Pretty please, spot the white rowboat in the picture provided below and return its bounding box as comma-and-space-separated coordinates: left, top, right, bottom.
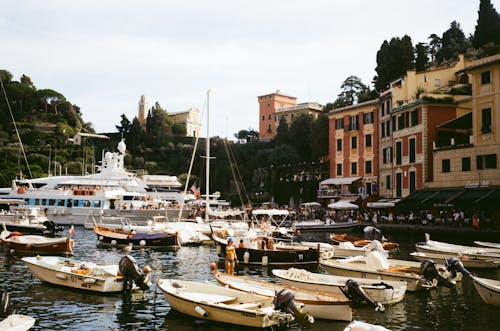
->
157, 278, 295, 328
410, 252, 500, 269
0, 314, 36, 331
474, 241, 500, 249
472, 276, 500, 307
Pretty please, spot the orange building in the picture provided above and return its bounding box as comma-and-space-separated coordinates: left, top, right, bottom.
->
258, 91, 297, 140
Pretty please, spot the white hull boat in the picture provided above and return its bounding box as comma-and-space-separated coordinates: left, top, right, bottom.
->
157, 278, 295, 328
472, 276, 500, 307
474, 241, 500, 249
272, 268, 406, 305
22, 256, 133, 292
416, 234, 500, 260
344, 320, 391, 331
215, 272, 352, 321
410, 252, 500, 269
320, 252, 462, 291
0, 314, 36, 331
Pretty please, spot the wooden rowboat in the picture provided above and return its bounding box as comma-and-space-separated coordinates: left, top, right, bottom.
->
0, 230, 73, 256
272, 268, 406, 305
472, 276, 500, 307
22, 256, 144, 293
157, 278, 295, 328
215, 272, 352, 321
330, 233, 399, 251
93, 225, 179, 248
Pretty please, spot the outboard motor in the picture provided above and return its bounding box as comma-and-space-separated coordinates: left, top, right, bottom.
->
420, 259, 450, 286
118, 255, 151, 291
273, 288, 314, 325
446, 257, 472, 280
43, 221, 64, 237
341, 279, 385, 312
363, 226, 383, 241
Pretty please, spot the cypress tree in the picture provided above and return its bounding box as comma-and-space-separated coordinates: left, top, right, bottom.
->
473, 0, 500, 48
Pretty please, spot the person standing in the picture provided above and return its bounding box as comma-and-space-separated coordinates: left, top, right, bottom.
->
472, 213, 480, 230
225, 238, 237, 275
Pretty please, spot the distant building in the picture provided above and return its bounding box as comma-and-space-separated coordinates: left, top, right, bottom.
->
138, 95, 147, 129
169, 107, 201, 137
71, 132, 110, 145
258, 90, 297, 140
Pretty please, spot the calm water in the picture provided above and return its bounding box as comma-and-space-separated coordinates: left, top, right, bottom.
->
1, 228, 499, 331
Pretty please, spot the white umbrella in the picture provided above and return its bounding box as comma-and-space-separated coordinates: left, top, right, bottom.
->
327, 200, 359, 210
301, 202, 321, 207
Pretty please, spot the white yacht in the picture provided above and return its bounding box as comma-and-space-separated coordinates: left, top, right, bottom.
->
0, 140, 195, 225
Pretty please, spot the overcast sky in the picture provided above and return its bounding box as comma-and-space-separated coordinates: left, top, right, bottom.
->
1, 0, 487, 138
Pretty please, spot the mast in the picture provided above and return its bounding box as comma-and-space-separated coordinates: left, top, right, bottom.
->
205, 89, 210, 223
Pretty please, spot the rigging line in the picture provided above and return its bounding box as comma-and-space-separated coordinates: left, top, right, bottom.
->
0, 77, 33, 179
226, 139, 251, 206
177, 134, 200, 221
223, 139, 245, 208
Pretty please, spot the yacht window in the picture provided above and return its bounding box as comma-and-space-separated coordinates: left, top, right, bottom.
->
84, 200, 91, 207
34, 199, 40, 205
93, 200, 101, 208
49, 199, 56, 206
67, 199, 73, 207
57, 199, 65, 207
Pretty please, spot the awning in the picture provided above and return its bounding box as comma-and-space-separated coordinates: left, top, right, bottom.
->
452, 189, 493, 207
320, 177, 362, 186
421, 190, 462, 207
367, 199, 400, 208
437, 112, 472, 130
475, 189, 500, 209
328, 200, 359, 209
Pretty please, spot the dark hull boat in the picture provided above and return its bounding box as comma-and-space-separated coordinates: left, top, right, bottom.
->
94, 225, 179, 248
212, 232, 319, 266
293, 220, 360, 232
0, 230, 74, 256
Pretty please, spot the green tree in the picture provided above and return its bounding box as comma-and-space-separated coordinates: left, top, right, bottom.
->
275, 116, 289, 145
146, 102, 170, 144
288, 114, 312, 161
435, 21, 468, 63
171, 123, 187, 136
116, 114, 132, 135
428, 33, 441, 63
35, 89, 66, 114
333, 76, 375, 107
269, 144, 300, 166
20, 74, 35, 89
310, 114, 329, 161
473, 0, 500, 52
0, 70, 13, 83
415, 42, 430, 71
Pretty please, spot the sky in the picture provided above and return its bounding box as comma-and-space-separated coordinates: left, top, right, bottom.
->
1, 0, 489, 138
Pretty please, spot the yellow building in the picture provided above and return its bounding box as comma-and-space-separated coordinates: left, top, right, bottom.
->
275, 102, 324, 127
169, 107, 202, 137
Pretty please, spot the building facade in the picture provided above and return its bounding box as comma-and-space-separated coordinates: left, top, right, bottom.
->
258, 91, 297, 140
169, 107, 202, 137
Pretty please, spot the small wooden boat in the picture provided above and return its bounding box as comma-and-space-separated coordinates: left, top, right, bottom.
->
330, 233, 399, 251
22, 256, 148, 293
0, 207, 64, 236
410, 252, 500, 269
157, 278, 295, 328
93, 225, 179, 248
415, 234, 500, 260
293, 220, 360, 232
320, 252, 462, 291
212, 232, 319, 266
272, 268, 407, 305
474, 241, 500, 249
0, 230, 74, 256
472, 276, 500, 307
0, 314, 36, 331
215, 272, 352, 321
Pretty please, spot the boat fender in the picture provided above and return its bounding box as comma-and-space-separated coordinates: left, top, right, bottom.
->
342, 279, 385, 312
446, 258, 472, 280
55, 273, 67, 280
139, 240, 146, 246
194, 305, 208, 317
420, 259, 449, 286
111, 240, 117, 246
273, 288, 314, 325
99, 236, 104, 241
243, 251, 250, 264
261, 255, 268, 266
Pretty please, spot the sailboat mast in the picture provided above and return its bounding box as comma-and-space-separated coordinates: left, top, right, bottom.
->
205, 89, 210, 223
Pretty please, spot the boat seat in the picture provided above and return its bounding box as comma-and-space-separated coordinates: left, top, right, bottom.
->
181, 292, 236, 304
235, 302, 263, 309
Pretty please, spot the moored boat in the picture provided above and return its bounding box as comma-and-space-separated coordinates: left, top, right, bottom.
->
410, 252, 500, 269
474, 241, 500, 249
472, 276, 500, 307
215, 272, 353, 321
330, 233, 399, 251
22, 255, 150, 292
320, 252, 462, 291
157, 278, 296, 328
0, 230, 74, 256
272, 268, 407, 305
212, 232, 319, 266
415, 234, 500, 260
93, 224, 179, 248
0, 314, 36, 331
293, 220, 361, 232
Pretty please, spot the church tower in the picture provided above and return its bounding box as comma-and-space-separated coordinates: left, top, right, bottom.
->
138, 95, 147, 128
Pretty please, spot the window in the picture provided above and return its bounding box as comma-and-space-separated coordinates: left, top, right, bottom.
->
386, 100, 391, 112
336, 139, 342, 151
365, 160, 372, 174
392, 117, 396, 131
262, 115, 265, 121
395, 141, 402, 165
349, 115, 359, 131
381, 103, 385, 116
396, 173, 402, 197
336, 163, 342, 176
386, 175, 391, 189
405, 112, 410, 128
462, 157, 471, 171
381, 122, 385, 138
442, 159, 451, 173
397, 115, 404, 130
386, 121, 391, 136
365, 134, 372, 147
481, 108, 492, 133
351, 162, 357, 175
477, 154, 497, 169
351, 136, 357, 149
409, 171, 416, 193
411, 109, 419, 126
363, 112, 373, 124
434, 79, 441, 87
335, 118, 344, 130
268, 114, 271, 120
409, 138, 416, 163
481, 71, 491, 85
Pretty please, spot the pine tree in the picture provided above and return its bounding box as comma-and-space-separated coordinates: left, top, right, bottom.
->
473, 0, 500, 48
415, 43, 430, 71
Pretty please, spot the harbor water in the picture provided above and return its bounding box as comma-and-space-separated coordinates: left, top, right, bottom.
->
1, 228, 499, 330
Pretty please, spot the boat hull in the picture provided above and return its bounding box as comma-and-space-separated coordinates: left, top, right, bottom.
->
94, 226, 179, 248
410, 252, 500, 269
22, 257, 124, 292
415, 243, 500, 260
272, 269, 406, 305
472, 276, 500, 307
0, 314, 36, 331
1, 234, 73, 256
294, 221, 360, 232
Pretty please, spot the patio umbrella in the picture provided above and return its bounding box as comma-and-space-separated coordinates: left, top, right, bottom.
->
301, 202, 321, 207
327, 200, 359, 210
